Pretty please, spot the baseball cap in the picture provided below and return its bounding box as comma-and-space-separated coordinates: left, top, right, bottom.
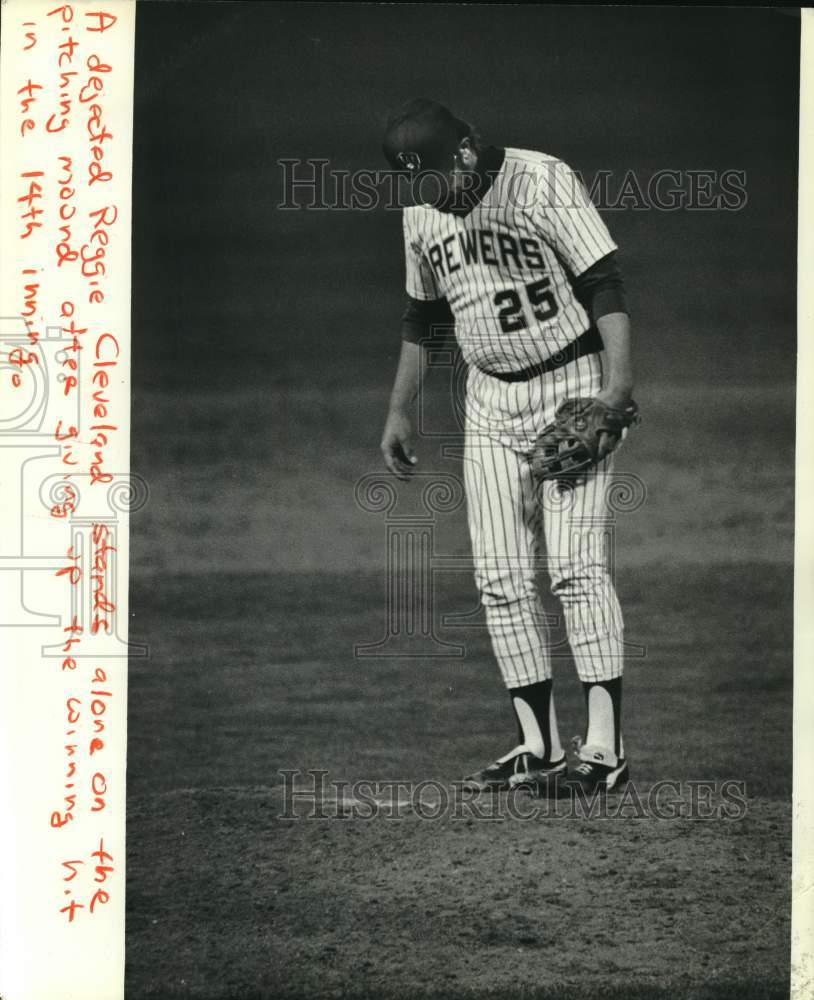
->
382, 98, 471, 174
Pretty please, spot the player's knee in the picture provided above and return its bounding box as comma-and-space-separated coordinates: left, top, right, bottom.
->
477, 573, 537, 608
549, 565, 609, 602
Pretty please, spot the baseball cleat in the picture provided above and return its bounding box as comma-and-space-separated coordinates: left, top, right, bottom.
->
462, 750, 568, 795
567, 743, 629, 793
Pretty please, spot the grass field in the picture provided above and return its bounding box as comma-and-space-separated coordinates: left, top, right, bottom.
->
125, 382, 793, 999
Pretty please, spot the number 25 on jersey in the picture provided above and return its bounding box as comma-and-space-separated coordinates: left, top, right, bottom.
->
493, 277, 559, 333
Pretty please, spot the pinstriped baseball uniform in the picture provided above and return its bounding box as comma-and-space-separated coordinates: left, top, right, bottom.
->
404, 153, 614, 360
403, 149, 625, 687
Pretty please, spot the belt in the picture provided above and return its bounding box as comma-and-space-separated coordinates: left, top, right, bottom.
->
477, 327, 603, 383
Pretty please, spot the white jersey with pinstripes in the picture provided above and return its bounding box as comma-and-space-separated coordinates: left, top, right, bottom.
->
400, 149, 626, 690
403, 148, 616, 375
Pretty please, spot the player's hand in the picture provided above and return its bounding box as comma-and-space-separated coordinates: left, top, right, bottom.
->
593, 387, 633, 460
381, 410, 417, 480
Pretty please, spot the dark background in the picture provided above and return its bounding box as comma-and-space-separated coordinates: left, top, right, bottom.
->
127, 6, 798, 999
132, 3, 799, 392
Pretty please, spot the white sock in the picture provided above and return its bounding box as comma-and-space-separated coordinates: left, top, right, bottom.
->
511, 693, 564, 761
584, 685, 621, 761
548, 696, 564, 761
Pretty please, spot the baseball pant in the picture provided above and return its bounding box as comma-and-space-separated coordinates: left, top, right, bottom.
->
463, 352, 625, 688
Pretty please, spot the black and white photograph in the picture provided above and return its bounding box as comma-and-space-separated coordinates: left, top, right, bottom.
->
70, 3, 809, 997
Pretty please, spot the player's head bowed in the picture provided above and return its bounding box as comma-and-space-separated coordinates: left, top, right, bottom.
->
382, 98, 481, 206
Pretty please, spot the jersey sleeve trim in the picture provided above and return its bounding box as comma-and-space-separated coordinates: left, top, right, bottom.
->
570, 251, 628, 320
401, 296, 455, 345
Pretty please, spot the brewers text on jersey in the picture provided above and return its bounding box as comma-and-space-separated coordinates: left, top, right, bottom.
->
379, 99, 637, 796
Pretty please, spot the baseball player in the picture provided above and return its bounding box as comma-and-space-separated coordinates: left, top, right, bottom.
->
379, 99, 638, 794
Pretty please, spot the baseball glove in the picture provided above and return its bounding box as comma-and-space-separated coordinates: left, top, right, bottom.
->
531, 397, 640, 483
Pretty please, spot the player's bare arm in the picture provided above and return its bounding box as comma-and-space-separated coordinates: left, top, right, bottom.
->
381, 287, 454, 479
594, 311, 634, 458
595, 311, 633, 402
380, 339, 425, 479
